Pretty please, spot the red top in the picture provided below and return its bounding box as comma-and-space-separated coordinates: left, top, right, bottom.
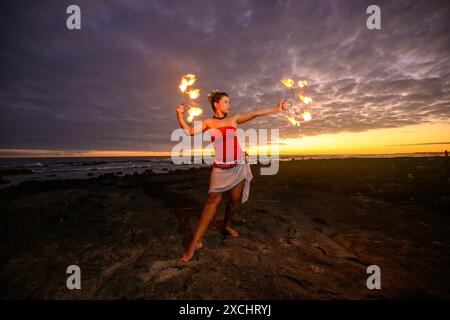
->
209, 126, 244, 168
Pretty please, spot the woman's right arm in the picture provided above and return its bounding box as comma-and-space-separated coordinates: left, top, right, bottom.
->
176, 104, 208, 135
232, 99, 287, 125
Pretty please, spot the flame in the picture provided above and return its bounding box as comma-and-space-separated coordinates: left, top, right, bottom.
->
281, 79, 294, 88
179, 74, 197, 93
302, 111, 312, 121
178, 74, 203, 123
279, 77, 314, 124
187, 107, 203, 123
298, 80, 308, 88
187, 89, 200, 100
299, 94, 313, 104
286, 115, 300, 126
182, 74, 197, 86
179, 82, 188, 93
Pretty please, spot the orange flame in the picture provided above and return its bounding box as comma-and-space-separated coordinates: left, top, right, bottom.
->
179, 74, 203, 122
179, 82, 188, 93
187, 107, 203, 123
179, 74, 197, 93
286, 115, 300, 126
281, 79, 294, 88
302, 111, 312, 121
299, 94, 313, 104
187, 89, 200, 100
182, 74, 196, 86
298, 80, 308, 88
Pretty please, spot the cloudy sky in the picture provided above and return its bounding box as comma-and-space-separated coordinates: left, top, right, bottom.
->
1, 0, 449, 156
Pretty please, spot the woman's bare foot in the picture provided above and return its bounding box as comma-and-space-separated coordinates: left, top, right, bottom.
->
181, 240, 203, 262
223, 226, 238, 238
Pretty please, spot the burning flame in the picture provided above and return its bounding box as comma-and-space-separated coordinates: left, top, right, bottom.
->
187, 107, 203, 123
286, 115, 300, 126
179, 82, 188, 93
187, 89, 200, 100
178, 74, 204, 122
179, 74, 197, 93
279, 77, 314, 126
182, 74, 196, 86
302, 111, 312, 121
298, 80, 308, 88
299, 94, 313, 104
281, 79, 294, 88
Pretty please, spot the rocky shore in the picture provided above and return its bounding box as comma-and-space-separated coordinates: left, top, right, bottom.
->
1, 157, 449, 299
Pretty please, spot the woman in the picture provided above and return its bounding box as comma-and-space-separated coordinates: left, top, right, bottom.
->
176, 90, 286, 262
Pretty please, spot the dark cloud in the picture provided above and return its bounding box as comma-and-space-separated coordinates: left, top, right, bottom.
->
0, 0, 449, 154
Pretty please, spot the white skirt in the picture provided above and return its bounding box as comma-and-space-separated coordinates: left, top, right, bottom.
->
208, 158, 253, 203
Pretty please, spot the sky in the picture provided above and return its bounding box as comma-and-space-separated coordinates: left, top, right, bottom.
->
0, 0, 449, 157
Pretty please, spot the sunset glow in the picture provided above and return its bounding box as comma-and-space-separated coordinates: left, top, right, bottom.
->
3, 121, 448, 158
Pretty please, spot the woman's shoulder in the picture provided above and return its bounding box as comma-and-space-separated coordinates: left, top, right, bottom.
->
203, 118, 216, 129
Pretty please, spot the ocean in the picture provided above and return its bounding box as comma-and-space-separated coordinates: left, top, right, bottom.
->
0, 153, 444, 187
0, 156, 208, 186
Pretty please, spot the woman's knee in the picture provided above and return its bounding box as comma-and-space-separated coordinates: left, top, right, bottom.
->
206, 192, 222, 205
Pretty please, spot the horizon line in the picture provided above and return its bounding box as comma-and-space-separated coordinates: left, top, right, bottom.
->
0, 151, 446, 159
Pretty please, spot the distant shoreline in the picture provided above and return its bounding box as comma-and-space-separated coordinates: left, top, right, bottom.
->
0, 151, 446, 159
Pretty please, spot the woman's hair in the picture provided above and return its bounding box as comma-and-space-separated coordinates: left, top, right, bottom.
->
208, 90, 228, 112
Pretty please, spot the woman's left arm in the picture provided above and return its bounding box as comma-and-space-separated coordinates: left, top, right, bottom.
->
232, 99, 287, 124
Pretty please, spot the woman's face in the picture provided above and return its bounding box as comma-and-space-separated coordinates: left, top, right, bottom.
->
215, 96, 231, 114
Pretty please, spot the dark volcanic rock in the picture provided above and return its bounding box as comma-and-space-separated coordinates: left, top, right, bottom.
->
0, 157, 449, 299
0, 168, 33, 176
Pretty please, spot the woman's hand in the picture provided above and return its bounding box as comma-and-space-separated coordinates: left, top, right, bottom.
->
176, 103, 185, 116
275, 99, 288, 112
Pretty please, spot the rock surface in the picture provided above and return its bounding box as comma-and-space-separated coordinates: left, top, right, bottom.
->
1, 158, 449, 299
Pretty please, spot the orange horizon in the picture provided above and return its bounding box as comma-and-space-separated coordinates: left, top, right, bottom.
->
1, 121, 449, 158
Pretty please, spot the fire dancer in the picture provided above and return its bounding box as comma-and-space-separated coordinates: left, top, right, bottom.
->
176, 90, 287, 262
